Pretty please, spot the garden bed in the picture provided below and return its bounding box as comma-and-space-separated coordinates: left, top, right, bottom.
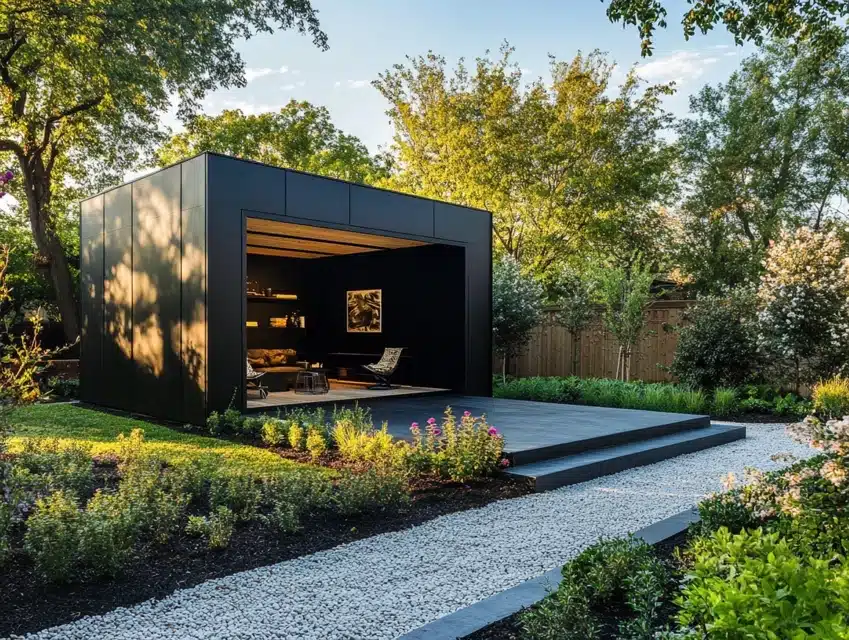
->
461, 530, 689, 640
0, 464, 529, 637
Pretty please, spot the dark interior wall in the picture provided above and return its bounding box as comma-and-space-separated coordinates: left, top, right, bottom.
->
245, 255, 307, 352
307, 244, 465, 388
79, 156, 207, 423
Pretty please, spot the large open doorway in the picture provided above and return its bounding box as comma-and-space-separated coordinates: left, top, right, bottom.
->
244, 216, 465, 409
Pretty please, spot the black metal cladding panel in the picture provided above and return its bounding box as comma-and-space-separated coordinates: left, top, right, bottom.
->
131, 166, 183, 417
181, 204, 206, 425
79, 218, 103, 405
210, 155, 285, 216
80, 194, 103, 241
104, 184, 132, 233
102, 223, 133, 409
181, 155, 205, 211
349, 184, 434, 237
285, 170, 349, 225
434, 201, 491, 243
465, 241, 493, 396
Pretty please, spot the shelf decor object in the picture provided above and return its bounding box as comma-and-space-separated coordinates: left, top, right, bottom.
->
246, 321, 259, 328
270, 317, 288, 328
346, 289, 382, 333
273, 293, 297, 300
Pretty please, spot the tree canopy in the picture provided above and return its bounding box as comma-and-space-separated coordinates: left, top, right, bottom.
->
156, 101, 388, 184
373, 45, 676, 281
604, 0, 849, 56
0, 0, 326, 341
674, 40, 849, 293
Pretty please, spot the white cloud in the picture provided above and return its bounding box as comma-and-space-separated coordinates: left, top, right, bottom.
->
292, 69, 302, 76
279, 65, 289, 74
245, 67, 274, 83
347, 80, 368, 89
281, 84, 296, 91
296, 80, 306, 87
218, 99, 288, 115
636, 50, 720, 84
520, 67, 531, 75
334, 81, 342, 88
725, 50, 740, 57
713, 44, 731, 50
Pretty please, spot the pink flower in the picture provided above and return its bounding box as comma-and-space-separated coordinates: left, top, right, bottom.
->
500, 459, 510, 468
463, 411, 472, 417
488, 427, 498, 436
427, 417, 436, 425
411, 422, 419, 428
432, 428, 442, 436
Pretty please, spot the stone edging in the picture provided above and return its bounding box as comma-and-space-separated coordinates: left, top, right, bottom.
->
397, 508, 700, 640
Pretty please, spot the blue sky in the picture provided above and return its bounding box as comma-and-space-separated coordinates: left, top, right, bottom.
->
179, 0, 755, 153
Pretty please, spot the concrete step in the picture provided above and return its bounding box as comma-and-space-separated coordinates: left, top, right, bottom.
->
508, 413, 709, 467
504, 424, 746, 492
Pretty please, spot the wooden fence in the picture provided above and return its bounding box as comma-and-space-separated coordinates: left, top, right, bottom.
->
502, 300, 694, 382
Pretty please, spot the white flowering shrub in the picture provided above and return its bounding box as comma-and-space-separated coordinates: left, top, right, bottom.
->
492, 256, 542, 380
757, 228, 849, 389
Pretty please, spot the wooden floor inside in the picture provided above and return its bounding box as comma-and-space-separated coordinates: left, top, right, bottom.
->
246, 381, 448, 409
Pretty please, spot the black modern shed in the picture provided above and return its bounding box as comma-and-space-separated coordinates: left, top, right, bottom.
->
79, 152, 492, 424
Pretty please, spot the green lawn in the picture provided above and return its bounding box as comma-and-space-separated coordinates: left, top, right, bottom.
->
7, 404, 319, 476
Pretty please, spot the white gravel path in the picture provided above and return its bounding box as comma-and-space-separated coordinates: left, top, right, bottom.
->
15, 422, 813, 640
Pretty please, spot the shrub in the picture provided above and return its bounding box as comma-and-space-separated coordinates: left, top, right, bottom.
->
239, 415, 265, 438
435, 408, 505, 482
186, 506, 237, 549
261, 418, 288, 447
813, 376, 849, 419
494, 376, 579, 403
333, 419, 406, 469
305, 428, 327, 461
17, 439, 94, 498
23, 490, 81, 581
334, 468, 409, 516
206, 411, 223, 435
288, 423, 305, 450
670, 292, 760, 390
773, 392, 812, 418
117, 454, 190, 544
711, 387, 738, 417
492, 255, 543, 381
47, 376, 79, 399
521, 536, 670, 640
260, 469, 333, 526
79, 491, 137, 577
208, 473, 261, 522
739, 396, 773, 414
677, 528, 849, 639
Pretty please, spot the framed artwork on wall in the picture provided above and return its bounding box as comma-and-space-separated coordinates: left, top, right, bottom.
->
346, 289, 382, 333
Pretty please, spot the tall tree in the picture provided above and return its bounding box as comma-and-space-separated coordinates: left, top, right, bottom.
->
0, 0, 326, 342
373, 45, 676, 281
156, 102, 389, 184
675, 41, 849, 292
604, 0, 849, 56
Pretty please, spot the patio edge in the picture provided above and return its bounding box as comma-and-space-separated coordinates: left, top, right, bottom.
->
396, 508, 700, 640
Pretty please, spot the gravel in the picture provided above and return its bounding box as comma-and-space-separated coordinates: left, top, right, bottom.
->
14, 422, 813, 640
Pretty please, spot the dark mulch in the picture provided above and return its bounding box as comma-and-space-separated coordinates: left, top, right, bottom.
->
462, 530, 690, 640
0, 474, 531, 638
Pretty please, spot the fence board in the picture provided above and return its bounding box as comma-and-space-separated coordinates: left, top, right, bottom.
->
500, 300, 694, 382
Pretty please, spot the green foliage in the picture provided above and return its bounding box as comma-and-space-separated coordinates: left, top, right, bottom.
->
333, 420, 404, 468
492, 256, 543, 378
23, 490, 82, 581
605, 0, 848, 56
208, 473, 261, 522
551, 267, 597, 375
46, 377, 80, 399
157, 102, 389, 184
239, 416, 265, 438
711, 388, 738, 418
186, 506, 237, 550
813, 377, 849, 419
677, 528, 849, 639
374, 46, 675, 280
435, 408, 506, 482
16, 439, 94, 498
594, 258, 656, 381
261, 418, 289, 447
206, 411, 223, 436
288, 423, 305, 451
674, 43, 849, 294
493, 376, 581, 404
671, 293, 760, 389
334, 468, 409, 517
521, 536, 670, 640
305, 428, 328, 461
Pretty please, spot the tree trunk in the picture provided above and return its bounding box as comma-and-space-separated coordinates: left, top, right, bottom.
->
571, 331, 580, 377
19, 154, 80, 343
502, 355, 507, 384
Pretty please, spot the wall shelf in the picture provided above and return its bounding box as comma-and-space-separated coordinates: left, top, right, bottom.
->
247, 295, 298, 302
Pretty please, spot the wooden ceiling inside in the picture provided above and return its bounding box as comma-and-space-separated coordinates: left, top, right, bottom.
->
246, 218, 429, 259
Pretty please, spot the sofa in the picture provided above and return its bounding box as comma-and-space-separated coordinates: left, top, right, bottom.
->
247, 348, 302, 391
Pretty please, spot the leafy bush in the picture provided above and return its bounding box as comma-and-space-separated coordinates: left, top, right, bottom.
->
305, 428, 327, 461
670, 292, 759, 390
239, 415, 265, 438
813, 376, 849, 419
46, 376, 79, 399
186, 506, 237, 549
773, 392, 812, 418
334, 468, 409, 516
521, 536, 670, 640
494, 376, 579, 403
261, 418, 288, 447
206, 411, 223, 436
23, 490, 82, 581
208, 473, 261, 522
434, 408, 505, 482
333, 419, 404, 468
16, 438, 94, 498
79, 491, 137, 577
117, 454, 190, 544
711, 387, 738, 417
677, 528, 849, 639
288, 423, 305, 450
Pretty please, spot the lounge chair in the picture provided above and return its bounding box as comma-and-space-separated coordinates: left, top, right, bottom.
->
363, 347, 404, 390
